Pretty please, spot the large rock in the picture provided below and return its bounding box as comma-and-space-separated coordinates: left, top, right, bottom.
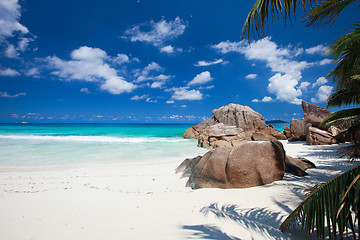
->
198, 123, 247, 148
285, 155, 316, 176
183, 103, 276, 148
302, 101, 331, 128
306, 127, 338, 145
290, 119, 306, 139
177, 141, 286, 189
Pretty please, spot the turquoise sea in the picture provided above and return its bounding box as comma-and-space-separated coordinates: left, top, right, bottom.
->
0, 123, 288, 168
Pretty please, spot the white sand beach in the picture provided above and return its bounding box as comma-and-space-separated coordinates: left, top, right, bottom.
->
0, 141, 358, 240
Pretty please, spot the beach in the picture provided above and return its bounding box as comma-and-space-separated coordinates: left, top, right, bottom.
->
0, 139, 358, 240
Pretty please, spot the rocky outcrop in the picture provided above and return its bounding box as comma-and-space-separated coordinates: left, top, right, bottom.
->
176, 140, 316, 189
302, 101, 331, 129
290, 119, 306, 139
198, 123, 247, 148
183, 103, 283, 148
285, 155, 316, 176
306, 127, 338, 145
176, 141, 286, 189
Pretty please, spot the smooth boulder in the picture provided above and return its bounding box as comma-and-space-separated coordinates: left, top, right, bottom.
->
306, 127, 338, 145
302, 101, 331, 128
177, 141, 286, 189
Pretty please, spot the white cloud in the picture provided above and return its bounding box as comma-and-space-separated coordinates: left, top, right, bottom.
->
311, 85, 333, 103
299, 81, 311, 91
0, 91, 26, 98
130, 94, 157, 103
0, 68, 20, 77
123, 17, 186, 47
135, 62, 164, 83
213, 37, 318, 105
160, 45, 174, 54
80, 88, 91, 94
195, 59, 224, 67
112, 53, 129, 64
188, 71, 213, 86
0, 0, 29, 42
319, 58, 332, 65
46, 46, 136, 94
267, 73, 302, 105
166, 100, 174, 104
252, 96, 272, 103
262, 96, 273, 102
312, 77, 328, 87
171, 87, 202, 100
245, 74, 257, 79
4, 44, 18, 58
306, 44, 328, 55
24, 68, 40, 77
131, 95, 148, 100
0, 1, 35, 57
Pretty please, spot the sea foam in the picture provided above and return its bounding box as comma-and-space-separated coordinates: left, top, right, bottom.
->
0, 135, 188, 143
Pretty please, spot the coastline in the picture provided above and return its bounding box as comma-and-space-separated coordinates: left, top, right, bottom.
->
0, 141, 358, 240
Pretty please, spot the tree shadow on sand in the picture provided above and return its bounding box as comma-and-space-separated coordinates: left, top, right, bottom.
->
182, 224, 242, 240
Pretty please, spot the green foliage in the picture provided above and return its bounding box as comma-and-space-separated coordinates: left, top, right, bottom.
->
305, 0, 356, 27
320, 108, 360, 127
280, 165, 360, 239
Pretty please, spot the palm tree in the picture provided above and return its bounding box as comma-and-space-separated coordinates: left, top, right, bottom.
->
242, 0, 360, 238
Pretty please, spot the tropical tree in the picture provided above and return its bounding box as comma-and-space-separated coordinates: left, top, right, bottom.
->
243, 0, 360, 238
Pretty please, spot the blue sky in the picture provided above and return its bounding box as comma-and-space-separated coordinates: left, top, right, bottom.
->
0, 0, 358, 123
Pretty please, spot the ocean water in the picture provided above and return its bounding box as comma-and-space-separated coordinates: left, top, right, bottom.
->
0, 122, 289, 168
0, 123, 208, 168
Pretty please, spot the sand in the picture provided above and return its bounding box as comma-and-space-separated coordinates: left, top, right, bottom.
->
0, 141, 358, 240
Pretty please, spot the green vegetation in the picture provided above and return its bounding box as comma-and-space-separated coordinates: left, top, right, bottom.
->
243, 0, 359, 238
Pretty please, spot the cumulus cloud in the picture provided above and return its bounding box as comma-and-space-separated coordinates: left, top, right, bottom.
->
45, 46, 136, 94
252, 96, 273, 103
170, 87, 202, 100
245, 74, 257, 79
130, 94, 157, 103
123, 17, 186, 47
0, 0, 29, 42
112, 53, 129, 64
135, 62, 165, 83
0, 91, 26, 98
311, 85, 333, 103
24, 68, 40, 77
299, 81, 311, 91
188, 71, 213, 86
0, 68, 20, 77
0, 0, 35, 57
319, 58, 332, 65
160, 45, 174, 54
306, 44, 328, 55
195, 59, 225, 67
312, 77, 328, 87
213, 37, 319, 105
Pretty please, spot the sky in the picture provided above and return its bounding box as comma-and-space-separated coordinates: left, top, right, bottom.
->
0, 0, 359, 123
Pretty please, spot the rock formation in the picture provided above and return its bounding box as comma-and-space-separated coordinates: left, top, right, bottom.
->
306, 127, 338, 145
183, 103, 286, 148
302, 101, 331, 129
176, 140, 315, 189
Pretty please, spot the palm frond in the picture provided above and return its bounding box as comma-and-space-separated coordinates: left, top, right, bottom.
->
242, 0, 311, 39
320, 108, 360, 127
305, 0, 356, 28
327, 87, 360, 107
280, 165, 360, 239
327, 24, 360, 85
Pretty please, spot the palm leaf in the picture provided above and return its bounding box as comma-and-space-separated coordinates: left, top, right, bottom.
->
305, 0, 356, 27
320, 108, 360, 127
280, 165, 360, 239
242, 0, 311, 39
